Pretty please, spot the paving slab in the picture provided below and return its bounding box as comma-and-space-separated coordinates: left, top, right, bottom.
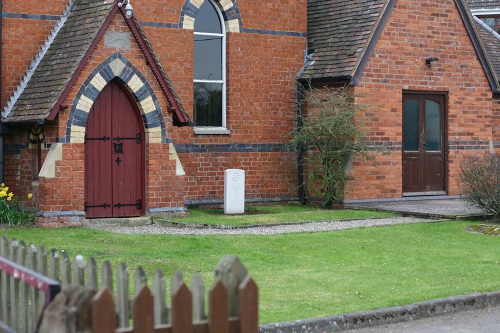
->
345, 197, 487, 219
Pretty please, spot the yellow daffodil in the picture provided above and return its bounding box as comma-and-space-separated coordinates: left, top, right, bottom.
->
28, 193, 33, 199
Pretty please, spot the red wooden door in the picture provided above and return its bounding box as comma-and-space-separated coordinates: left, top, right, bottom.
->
85, 80, 145, 218
402, 93, 446, 195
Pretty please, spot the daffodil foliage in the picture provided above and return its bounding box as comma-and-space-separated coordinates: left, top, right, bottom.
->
0, 183, 35, 227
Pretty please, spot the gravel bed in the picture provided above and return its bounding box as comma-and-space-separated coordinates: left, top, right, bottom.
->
88, 216, 442, 235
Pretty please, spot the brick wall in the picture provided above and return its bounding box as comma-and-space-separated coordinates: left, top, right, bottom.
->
349, 0, 495, 200
142, 0, 307, 205
1, 0, 307, 225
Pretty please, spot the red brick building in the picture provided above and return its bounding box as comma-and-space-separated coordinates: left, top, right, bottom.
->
302, 0, 499, 201
0, 0, 498, 226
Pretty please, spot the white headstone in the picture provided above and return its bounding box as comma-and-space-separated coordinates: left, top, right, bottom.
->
224, 169, 245, 214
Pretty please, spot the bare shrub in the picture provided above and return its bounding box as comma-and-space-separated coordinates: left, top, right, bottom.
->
459, 154, 500, 218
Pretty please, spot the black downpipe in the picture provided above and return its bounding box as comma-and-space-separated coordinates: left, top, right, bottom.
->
296, 81, 306, 205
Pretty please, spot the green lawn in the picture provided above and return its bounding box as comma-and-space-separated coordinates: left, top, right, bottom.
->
162, 205, 396, 226
3, 220, 500, 324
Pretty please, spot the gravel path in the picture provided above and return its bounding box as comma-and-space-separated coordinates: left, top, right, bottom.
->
88, 216, 442, 235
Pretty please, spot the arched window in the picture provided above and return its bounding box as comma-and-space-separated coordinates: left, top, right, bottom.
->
194, 0, 226, 131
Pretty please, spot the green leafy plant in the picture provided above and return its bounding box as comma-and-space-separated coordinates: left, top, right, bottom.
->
289, 85, 373, 208
0, 184, 35, 227
459, 154, 500, 219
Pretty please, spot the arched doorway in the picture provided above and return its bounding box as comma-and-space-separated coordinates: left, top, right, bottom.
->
84, 79, 145, 218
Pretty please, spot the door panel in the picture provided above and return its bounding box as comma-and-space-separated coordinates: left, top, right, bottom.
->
402, 94, 446, 194
85, 80, 145, 218
84, 86, 113, 218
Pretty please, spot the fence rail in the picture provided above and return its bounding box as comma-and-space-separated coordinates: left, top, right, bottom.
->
0, 234, 258, 333
0, 235, 61, 333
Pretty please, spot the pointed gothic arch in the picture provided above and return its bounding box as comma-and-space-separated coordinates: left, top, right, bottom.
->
180, 0, 242, 32
84, 79, 146, 218
65, 53, 168, 144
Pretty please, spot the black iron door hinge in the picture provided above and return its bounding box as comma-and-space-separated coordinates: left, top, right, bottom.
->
113, 199, 142, 210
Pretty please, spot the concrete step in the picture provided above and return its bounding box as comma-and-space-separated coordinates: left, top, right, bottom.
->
83, 217, 152, 228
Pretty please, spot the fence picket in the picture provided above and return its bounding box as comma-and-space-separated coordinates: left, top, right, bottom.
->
60, 251, 72, 286
18, 241, 29, 332
35, 245, 45, 275
191, 273, 205, 323
0, 237, 9, 330
101, 261, 113, 292
134, 266, 147, 296
74, 254, 85, 286
9, 239, 18, 332
171, 271, 192, 333
152, 269, 168, 325
48, 249, 59, 281
132, 286, 154, 333
215, 255, 248, 317
91, 289, 117, 333
117, 263, 130, 328
87, 257, 98, 290
36, 245, 48, 322
28, 244, 38, 333
0, 235, 8, 327
238, 276, 258, 333
209, 278, 229, 333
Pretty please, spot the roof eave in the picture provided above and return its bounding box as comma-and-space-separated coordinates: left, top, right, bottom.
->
2, 117, 45, 125
455, 0, 500, 93
298, 75, 353, 86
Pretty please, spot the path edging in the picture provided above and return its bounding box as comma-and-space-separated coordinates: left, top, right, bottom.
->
258, 291, 500, 332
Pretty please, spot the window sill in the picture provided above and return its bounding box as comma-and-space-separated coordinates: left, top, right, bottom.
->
194, 127, 230, 135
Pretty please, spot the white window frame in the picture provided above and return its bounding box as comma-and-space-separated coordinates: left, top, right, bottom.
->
193, 0, 228, 134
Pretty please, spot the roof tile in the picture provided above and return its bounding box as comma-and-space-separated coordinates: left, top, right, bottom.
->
301, 0, 392, 81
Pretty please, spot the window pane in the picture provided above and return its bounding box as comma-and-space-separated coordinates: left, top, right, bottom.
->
425, 100, 441, 151
194, 82, 223, 126
194, 35, 222, 80
403, 99, 419, 152
194, 0, 222, 34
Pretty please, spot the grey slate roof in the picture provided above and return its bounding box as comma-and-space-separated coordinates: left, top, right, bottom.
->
301, 0, 393, 81
2, 0, 189, 125
467, 0, 500, 10
474, 17, 500, 80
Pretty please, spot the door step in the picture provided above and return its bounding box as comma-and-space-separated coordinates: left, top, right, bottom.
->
403, 191, 446, 197
83, 217, 152, 228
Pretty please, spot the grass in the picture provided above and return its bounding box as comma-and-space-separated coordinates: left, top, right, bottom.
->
3, 220, 500, 324
161, 204, 396, 226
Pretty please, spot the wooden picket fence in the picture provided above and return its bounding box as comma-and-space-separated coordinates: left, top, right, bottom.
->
0, 234, 258, 333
